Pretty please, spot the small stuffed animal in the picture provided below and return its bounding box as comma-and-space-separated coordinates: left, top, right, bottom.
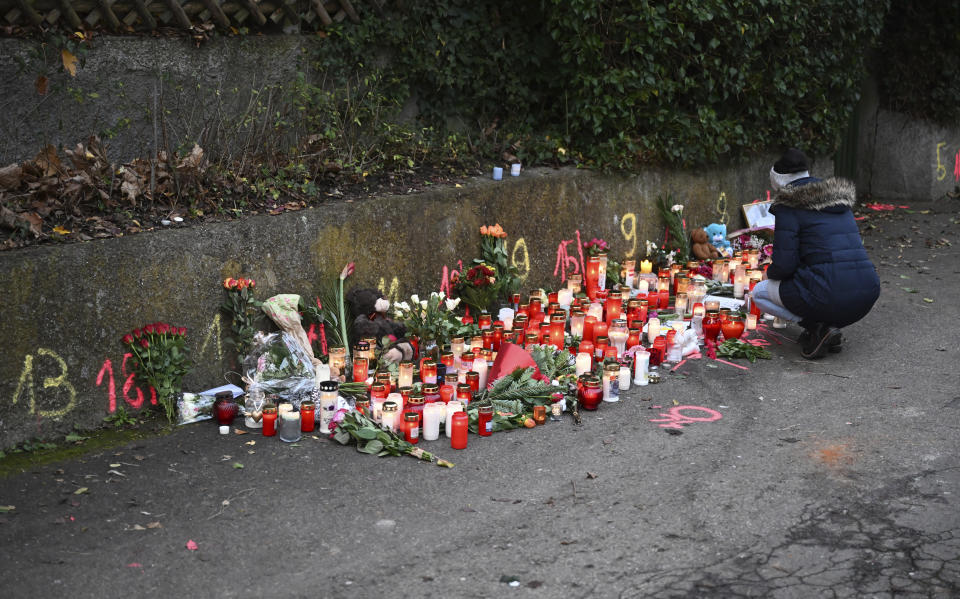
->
690, 228, 721, 260
346, 287, 414, 364
704, 223, 733, 257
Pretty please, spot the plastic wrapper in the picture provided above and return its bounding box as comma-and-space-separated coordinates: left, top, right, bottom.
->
178, 392, 214, 425
243, 331, 316, 404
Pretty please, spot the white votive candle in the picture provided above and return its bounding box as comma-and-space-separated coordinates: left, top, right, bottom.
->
422, 403, 442, 441
575, 352, 592, 376
647, 317, 661, 343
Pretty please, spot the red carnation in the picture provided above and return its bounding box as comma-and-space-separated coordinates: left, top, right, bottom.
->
122, 334, 133, 345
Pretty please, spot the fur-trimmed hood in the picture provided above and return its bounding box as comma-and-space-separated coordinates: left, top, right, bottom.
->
771, 177, 857, 211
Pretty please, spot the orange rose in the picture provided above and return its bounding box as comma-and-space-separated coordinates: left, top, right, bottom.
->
223, 277, 235, 289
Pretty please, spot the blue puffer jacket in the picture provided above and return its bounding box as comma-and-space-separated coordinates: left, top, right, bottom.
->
767, 177, 880, 328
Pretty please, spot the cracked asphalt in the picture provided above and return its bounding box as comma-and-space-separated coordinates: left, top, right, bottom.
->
1, 197, 958, 598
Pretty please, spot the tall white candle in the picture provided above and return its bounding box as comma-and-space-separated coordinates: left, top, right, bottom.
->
634, 350, 650, 386
445, 401, 463, 438
474, 356, 488, 390
746, 313, 758, 330
647, 317, 661, 343
570, 313, 585, 338
575, 352, 592, 376
638, 279, 649, 295
618, 367, 631, 392
422, 403, 442, 441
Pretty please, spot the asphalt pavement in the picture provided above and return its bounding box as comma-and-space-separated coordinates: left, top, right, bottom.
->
1, 197, 958, 598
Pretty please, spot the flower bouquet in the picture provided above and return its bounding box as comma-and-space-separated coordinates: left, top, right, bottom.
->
392, 291, 469, 351
221, 277, 261, 358
121, 323, 192, 423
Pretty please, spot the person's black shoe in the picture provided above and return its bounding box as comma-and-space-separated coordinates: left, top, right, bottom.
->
801, 324, 841, 359
827, 332, 843, 353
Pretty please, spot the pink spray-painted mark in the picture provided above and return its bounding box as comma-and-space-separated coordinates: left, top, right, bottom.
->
649, 405, 723, 430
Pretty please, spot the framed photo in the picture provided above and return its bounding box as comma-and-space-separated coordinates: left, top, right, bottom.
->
742, 200, 775, 229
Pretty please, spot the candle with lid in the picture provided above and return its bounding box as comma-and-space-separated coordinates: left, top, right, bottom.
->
478, 405, 494, 436
474, 354, 489, 390
746, 313, 758, 330
421, 360, 438, 385
450, 412, 469, 449
261, 404, 278, 436
633, 350, 650, 386
647, 317, 661, 343
352, 357, 369, 383
318, 381, 339, 434
402, 412, 420, 444
381, 401, 399, 433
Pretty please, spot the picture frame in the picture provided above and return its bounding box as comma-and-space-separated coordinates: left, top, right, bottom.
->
742, 200, 775, 229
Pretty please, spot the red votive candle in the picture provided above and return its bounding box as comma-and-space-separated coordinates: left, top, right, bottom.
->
450, 412, 469, 449
478, 314, 492, 330
605, 296, 623, 323
456, 383, 473, 405
262, 405, 278, 437
403, 412, 420, 444
299, 401, 316, 433
492, 323, 504, 351
478, 405, 494, 437
593, 321, 609, 343
439, 384, 455, 404
352, 357, 369, 383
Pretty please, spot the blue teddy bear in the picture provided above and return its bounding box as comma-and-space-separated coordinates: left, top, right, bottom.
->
704, 223, 733, 257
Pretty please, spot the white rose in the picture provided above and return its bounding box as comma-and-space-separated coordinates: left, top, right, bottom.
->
445, 297, 461, 310
671, 204, 684, 212
421, 300, 428, 309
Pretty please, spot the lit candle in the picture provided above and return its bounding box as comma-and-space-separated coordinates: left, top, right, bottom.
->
557, 288, 573, 311
445, 401, 463, 438
575, 352, 592, 376
422, 403, 442, 440
386, 391, 404, 414
381, 401, 399, 433
674, 293, 687, 316
640, 260, 653, 274
548, 313, 566, 349
570, 310, 585, 338
352, 357, 368, 383
585, 256, 601, 299
398, 361, 414, 389
567, 273, 582, 294
647, 317, 661, 343
638, 278, 649, 295
746, 313, 758, 330
704, 299, 720, 312
498, 308, 515, 331
733, 272, 747, 298
474, 355, 488, 390
318, 381, 339, 434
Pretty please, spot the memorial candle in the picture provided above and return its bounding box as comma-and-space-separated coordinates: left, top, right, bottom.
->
647, 317, 661, 343
597, 254, 609, 290
567, 273, 582, 294
570, 310, 585, 339
398, 360, 414, 389
352, 357, 369, 383
633, 350, 650, 386
422, 403, 442, 440
450, 412, 469, 449
548, 313, 566, 349
583, 315, 598, 344
403, 412, 420, 444
585, 256, 601, 299
575, 351, 593, 376
477, 405, 494, 436
445, 401, 463, 438
640, 259, 653, 274
474, 355, 489, 390
593, 321, 609, 343
605, 295, 623, 323
262, 404, 278, 436
746, 313, 758, 330
638, 278, 650, 295
421, 360, 438, 385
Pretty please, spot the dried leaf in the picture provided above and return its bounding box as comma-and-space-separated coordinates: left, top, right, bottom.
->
52, 226, 70, 235
0, 163, 22, 188
131, 524, 146, 530
61, 49, 78, 76
146, 521, 162, 529
73, 487, 89, 495
923, 298, 934, 303
35, 75, 48, 95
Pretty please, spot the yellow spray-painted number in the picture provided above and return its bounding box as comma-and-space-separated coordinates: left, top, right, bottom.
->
936, 142, 948, 181
620, 213, 637, 258
716, 192, 729, 225
12, 348, 77, 419
198, 312, 223, 364
511, 238, 530, 280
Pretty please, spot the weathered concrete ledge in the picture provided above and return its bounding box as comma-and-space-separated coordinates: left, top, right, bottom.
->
2, 159, 814, 448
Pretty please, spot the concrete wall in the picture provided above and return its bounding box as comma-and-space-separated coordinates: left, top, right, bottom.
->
0, 161, 791, 449
855, 77, 960, 201
0, 35, 308, 164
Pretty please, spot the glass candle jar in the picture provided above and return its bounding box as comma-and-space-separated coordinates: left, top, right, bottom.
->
470, 336, 484, 352
569, 310, 585, 339
721, 314, 745, 340
602, 362, 621, 402
381, 401, 399, 433
650, 337, 666, 366
439, 383, 455, 404
450, 412, 469, 449
593, 321, 609, 344
244, 386, 265, 429
261, 403, 278, 436
550, 401, 563, 421
299, 400, 316, 433
466, 371, 480, 393
420, 360, 438, 385
608, 318, 628, 357
478, 405, 494, 436
478, 313, 492, 330
370, 382, 389, 402
578, 376, 602, 411
403, 412, 420, 444
703, 310, 722, 343
398, 361, 414, 389
407, 392, 424, 420
605, 295, 623, 323
492, 323, 505, 351
456, 383, 473, 405
355, 398, 370, 416
445, 400, 463, 438
548, 313, 566, 349
352, 357, 369, 383
533, 405, 547, 425
318, 381, 339, 434
422, 383, 440, 403
328, 346, 347, 377
567, 273, 582, 294
278, 410, 302, 443
585, 255, 601, 299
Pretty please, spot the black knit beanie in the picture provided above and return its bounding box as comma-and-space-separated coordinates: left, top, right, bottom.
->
773, 148, 810, 174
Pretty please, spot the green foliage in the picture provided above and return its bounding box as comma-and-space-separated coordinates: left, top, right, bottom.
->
716, 339, 772, 362
103, 406, 138, 429
875, 1, 960, 125
544, 0, 889, 166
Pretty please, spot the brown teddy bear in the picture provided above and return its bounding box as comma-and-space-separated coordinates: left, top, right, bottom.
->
691, 228, 721, 260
